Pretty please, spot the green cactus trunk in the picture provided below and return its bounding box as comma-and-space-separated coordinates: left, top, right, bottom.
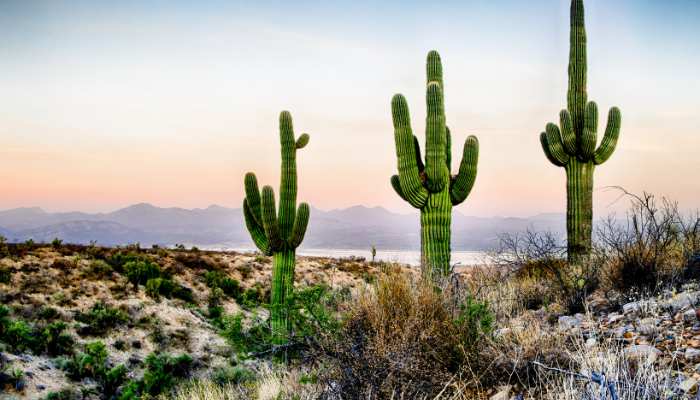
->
539, 0, 621, 265
390, 51, 479, 278
420, 190, 452, 277
270, 249, 295, 342
565, 160, 594, 264
243, 111, 311, 344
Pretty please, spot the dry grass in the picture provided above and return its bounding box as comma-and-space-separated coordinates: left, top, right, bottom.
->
323, 267, 494, 399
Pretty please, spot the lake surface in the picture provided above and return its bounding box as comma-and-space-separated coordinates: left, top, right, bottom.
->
224, 247, 490, 266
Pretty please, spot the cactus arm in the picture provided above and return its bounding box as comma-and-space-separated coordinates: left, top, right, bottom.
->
593, 107, 621, 165
295, 133, 309, 149
580, 101, 598, 159
450, 135, 479, 205
243, 199, 270, 254
559, 110, 577, 155
445, 127, 452, 173
545, 123, 571, 166
261, 185, 282, 250
289, 203, 310, 248
244, 173, 263, 226
392, 94, 428, 208
390, 175, 408, 202
278, 111, 297, 238
567, 0, 588, 133
424, 82, 447, 193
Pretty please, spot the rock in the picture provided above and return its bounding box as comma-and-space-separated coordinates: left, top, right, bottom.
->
490, 385, 511, 400
585, 337, 597, 348
623, 302, 641, 314
558, 315, 582, 330
667, 292, 699, 312
494, 328, 511, 338
637, 318, 659, 336
684, 309, 698, 322
678, 377, 698, 392
686, 348, 700, 361
625, 345, 661, 363
607, 313, 624, 323
36, 384, 46, 391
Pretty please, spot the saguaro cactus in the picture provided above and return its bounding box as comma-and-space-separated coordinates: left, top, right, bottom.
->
390, 51, 479, 277
540, 0, 622, 264
242, 111, 310, 343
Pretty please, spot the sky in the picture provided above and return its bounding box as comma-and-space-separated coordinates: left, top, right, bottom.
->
0, 0, 698, 217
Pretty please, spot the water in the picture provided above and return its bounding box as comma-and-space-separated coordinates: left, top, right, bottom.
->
222, 247, 490, 266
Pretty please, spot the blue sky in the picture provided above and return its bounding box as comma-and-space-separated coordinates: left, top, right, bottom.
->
0, 0, 698, 216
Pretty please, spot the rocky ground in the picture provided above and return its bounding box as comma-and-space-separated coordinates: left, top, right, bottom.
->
551, 284, 700, 398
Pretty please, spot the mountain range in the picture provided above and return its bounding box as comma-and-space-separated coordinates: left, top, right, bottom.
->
0, 204, 565, 251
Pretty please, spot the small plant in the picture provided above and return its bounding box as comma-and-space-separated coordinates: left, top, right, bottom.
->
0, 266, 11, 284
52, 237, 63, 248
204, 270, 242, 299
124, 260, 163, 287
85, 259, 113, 278
43, 389, 81, 400
118, 352, 193, 398
370, 245, 377, 263
145, 277, 193, 302
211, 365, 256, 386
75, 302, 129, 335
60, 340, 128, 397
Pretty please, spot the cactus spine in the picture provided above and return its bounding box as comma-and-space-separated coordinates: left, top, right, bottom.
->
391, 51, 479, 277
540, 0, 622, 264
243, 111, 310, 343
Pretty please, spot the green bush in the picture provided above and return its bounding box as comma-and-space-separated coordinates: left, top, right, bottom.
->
40, 321, 75, 356
43, 389, 81, 400
0, 307, 74, 355
60, 341, 128, 397
124, 260, 162, 287
204, 271, 242, 300
145, 277, 194, 303
75, 302, 129, 335
86, 259, 113, 278
212, 365, 256, 385
4, 320, 36, 352
221, 285, 342, 359
106, 251, 142, 273
0, 266, 11, 284
117, 352, 193, 398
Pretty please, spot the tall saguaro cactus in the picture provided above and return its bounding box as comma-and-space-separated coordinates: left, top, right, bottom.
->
390, 51, 479, 277
540, 0, 622, 264
243, 111, 310, 343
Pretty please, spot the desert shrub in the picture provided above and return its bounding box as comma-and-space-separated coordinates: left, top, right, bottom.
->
52, 238, 63, 248
222, 284, 341, 360
3, 319, 36, 352
59, 340, 128, 397
145, 277, 193, 303
324, 270, 494, 399
205, 271, 242, 299
38, 306, 61, 321
0, 266, 11, 284
75, 302, 129, 335
106, 251, 142, 273
85, 259, 113, 278
494, 230, 599, 314
211, 365, 256, 386
239, 283, 269, 308
598, 191, 700, 293
43, 389, 81, 400
0, 308, 73, 355
40, 321, 75, 356
118, 352, 194, 398
124, 260, 163, 287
